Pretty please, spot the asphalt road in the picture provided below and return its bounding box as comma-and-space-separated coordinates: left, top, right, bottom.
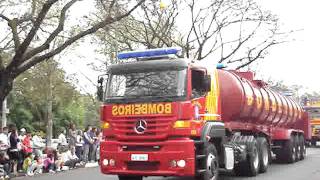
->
17, 148, 320, 180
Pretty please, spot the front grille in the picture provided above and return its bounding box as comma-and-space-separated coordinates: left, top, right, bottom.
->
127, 161, 159, 171
110, 117, 172, 141
122, 145, 162, 152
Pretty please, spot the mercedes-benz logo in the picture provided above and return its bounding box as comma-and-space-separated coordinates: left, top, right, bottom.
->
134, 120, 147, 134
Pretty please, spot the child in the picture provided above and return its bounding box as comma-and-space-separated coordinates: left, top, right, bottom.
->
33, 155, 43, 174
54, 150, 63, 172
43, 153, 55, 173
23, 153, 36, 176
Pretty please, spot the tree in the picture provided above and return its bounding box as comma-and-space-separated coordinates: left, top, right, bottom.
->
8, 59, 88, 136
96, 0, 290, 70
267, 79, 313, 105
0, 0, 146, 113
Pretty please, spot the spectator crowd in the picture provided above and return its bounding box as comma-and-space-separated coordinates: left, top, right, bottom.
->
0, 124, 102, 179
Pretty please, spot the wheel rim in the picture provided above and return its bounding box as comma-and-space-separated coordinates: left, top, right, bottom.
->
253, 148, 259, 169
297, 145, 301, 159
292, 145, 296, 160
262, 145, 269, 166
207, 153, 218, 180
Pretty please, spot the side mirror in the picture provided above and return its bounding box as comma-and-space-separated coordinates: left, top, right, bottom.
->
203, 75, 211, 92
97, 77, 104, 101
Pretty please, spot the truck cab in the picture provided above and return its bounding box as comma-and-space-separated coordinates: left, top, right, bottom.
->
306, 106, 320, 146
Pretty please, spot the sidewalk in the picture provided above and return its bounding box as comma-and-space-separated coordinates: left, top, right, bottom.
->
12, 162, 99, 179
13, 167, 107, 180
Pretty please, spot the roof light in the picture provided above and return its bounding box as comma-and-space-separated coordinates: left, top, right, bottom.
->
117, 47, 182, 60
216, 63, 227, 69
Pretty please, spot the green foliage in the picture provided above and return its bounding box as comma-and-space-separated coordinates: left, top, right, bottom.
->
7, 59, 99, 136
7, 101, 35, 132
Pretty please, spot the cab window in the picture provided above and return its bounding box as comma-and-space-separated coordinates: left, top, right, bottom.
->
191, 69, 206, 98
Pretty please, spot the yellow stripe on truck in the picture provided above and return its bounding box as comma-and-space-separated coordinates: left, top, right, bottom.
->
204, 69, 220, 120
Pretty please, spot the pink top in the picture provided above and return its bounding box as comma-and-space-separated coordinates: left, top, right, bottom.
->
43, 157, 54, 168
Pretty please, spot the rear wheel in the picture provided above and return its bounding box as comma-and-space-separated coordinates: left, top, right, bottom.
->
234, 137, 260, 177
284, 135, 296, 163
299, 135, 306, 160
294, 135, 301, 161
257, 137, 269, 173
118, 175, 143, 180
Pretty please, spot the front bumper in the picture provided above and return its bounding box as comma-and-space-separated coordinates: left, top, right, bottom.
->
100, 139, 195, 177
312, 135, 320, 141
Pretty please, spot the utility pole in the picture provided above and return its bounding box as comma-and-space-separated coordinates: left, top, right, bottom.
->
1, 97, 8, 128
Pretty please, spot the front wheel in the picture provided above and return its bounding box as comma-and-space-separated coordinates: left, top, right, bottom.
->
199, 143, 219, 180
118, 175, 143, 180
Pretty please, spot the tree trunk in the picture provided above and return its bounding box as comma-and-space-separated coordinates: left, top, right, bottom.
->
46, 69, 53, 147
1, 98, 7, 128
0, 70, 13, 129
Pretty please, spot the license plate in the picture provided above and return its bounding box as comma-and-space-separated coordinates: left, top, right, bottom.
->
131, 154, 148, 161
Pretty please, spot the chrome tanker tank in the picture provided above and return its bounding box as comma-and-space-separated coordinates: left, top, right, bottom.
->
218, 70, 303, 128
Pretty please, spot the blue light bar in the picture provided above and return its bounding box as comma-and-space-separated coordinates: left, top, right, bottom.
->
117, 47, 182, 60
216, 63, 227, 69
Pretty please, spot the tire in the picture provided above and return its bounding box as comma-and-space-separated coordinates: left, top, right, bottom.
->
198, 143, 219, 180
118, 175, 143, 180
311, 139, 317, 146
281, 135, 296, 163
299, 135, 306, 160
234, 137, 260, 177
257, 137, 270, 173
294, 135, 301, 161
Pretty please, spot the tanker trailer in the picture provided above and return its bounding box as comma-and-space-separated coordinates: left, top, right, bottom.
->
218, 70, 310, 167
98, 48, 310, 180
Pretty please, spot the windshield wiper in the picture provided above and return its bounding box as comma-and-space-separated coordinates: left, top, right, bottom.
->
106, 95, 185, 103
147, 95, 185, 102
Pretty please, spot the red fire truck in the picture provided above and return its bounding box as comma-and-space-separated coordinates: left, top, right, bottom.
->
97, 48, 310, 180
304, 102, 320, 146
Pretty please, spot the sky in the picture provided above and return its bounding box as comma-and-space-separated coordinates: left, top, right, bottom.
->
255, 0, 320, 92
60, 0, 320, 94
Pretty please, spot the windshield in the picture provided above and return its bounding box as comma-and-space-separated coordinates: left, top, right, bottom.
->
106, 69, 187, 102
314, 125, 320, 129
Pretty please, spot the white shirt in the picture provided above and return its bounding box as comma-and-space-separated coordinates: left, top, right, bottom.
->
76, 135, 83, 147
58, 133, 68, 145
0, 133, 9, 147
32, 135, 44, 148
61, 150, 78, 162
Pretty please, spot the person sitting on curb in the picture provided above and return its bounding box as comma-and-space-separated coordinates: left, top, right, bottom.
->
43, 153, 55, 173
23, 153, 36, 176
33, 155, 43, 174
60, 148, 81, 170
0, 151, 10, 179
